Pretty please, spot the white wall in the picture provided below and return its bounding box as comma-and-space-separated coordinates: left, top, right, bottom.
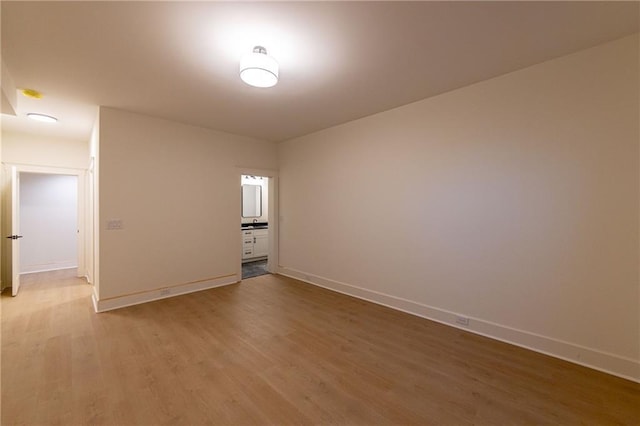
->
1, 131, 89, 169
95, 107, 277, 309
20, 173, 78, 273
278, 35, 639, 380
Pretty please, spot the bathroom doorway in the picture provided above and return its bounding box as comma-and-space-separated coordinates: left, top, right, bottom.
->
241, 174, 269, 279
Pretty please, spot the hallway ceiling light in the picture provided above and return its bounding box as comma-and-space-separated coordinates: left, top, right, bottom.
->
27, 113, 57, 123
240, 46, 279, 88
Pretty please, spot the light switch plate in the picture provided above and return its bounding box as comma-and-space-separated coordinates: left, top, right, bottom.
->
106, 219, 123, 230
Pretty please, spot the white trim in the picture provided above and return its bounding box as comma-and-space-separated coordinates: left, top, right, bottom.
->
21, 264, 77, 275
277, 266, 640, 383
1, 163, 84, 175
91, 286, 99, 312
92, 274, 240, 313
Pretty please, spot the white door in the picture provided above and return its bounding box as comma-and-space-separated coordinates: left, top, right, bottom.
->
9, 167, 22, 296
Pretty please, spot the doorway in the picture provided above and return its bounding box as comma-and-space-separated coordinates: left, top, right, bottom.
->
2, 165, 86, 296
20, 173, 78, 274
241, 174, 269, 279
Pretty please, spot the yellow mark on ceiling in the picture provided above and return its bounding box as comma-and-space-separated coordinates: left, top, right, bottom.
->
21, 88, 43, 99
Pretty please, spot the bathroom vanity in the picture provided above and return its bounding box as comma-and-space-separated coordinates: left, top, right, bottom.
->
242, 225, 268, 262
241, 178, 268, 262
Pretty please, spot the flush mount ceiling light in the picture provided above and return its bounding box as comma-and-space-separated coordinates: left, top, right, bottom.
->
27, 113, 57, 123
240, 46, 279, 88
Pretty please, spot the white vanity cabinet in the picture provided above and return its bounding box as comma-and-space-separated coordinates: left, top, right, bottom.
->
253, 230, 268, 258
242, 230, 254, 259
242, 228, 268, 261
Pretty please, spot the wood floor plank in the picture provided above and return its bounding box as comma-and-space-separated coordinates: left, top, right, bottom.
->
2, 269, 639, 425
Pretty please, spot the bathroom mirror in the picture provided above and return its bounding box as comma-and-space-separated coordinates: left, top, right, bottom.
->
242, 184, 262, 217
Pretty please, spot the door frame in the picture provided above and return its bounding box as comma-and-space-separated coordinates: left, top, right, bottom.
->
2, 163, 87, 286
237, 167, 278, 280
9, 166, 21, 295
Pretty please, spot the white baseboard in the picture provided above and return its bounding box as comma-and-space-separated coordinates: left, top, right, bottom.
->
277, 266, 639, 383
21, 261, 77, 274
92, 274, 239, 313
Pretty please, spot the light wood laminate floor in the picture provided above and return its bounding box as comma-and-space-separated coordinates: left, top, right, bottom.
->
2, 270, 639, 425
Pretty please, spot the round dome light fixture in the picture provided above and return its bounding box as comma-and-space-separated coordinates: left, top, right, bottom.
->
240, 46, 279, 88
27, 113, 57, 123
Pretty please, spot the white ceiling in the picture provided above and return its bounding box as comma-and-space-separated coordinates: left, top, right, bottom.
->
1, 1, 638, 143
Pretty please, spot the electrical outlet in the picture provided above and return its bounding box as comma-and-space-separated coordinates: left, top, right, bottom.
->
455, 316, 470, 326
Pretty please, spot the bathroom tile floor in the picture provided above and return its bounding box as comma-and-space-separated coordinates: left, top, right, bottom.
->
242, 259, 268, 279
